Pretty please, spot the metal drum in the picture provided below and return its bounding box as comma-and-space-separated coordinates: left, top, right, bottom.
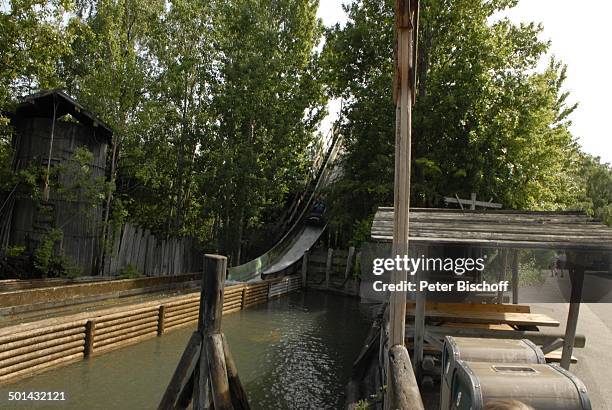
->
449, 361, 591, 410
441, 337, 546, 410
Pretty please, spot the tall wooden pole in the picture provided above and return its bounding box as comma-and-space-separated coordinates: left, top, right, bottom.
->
387, 2, 424, 409
389, 0, 417, 351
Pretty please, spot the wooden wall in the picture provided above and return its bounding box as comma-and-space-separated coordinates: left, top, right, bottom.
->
102, 224, 201, 277
305, 246, 360, 295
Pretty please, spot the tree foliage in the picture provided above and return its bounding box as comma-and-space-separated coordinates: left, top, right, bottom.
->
323, 0, 584, 243
1, 0, 609, 271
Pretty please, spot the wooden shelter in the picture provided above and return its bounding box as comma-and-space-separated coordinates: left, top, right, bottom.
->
370, 207, 612, 371
6, 89, 112, 275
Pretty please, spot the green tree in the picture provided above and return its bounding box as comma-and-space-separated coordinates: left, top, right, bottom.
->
0, 0, 71, 192
574, 155, 612, 226
61, 0, 163, 249
208, 0, 325, 264
323, 0, 580, 243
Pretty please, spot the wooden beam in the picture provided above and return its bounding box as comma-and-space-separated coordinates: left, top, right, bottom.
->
344, 246, 355, 279
222, 334, 250, 410
206, 333, 233, 410
497, 250, 508, 303
390, 0, 416, 350
84, 320, 95, 357
561, 254, 585, 370
388, 345, 424, 410
202, 255, 227, 334
158, 331, 202, 410
444, 195, 502, 209
325, 248, 333, 289
388, 1, 422, 408
511, 250, 519, 304
301, 250, 309, 288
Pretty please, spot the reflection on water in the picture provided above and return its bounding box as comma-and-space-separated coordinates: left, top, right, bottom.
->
0, 291, 371, 410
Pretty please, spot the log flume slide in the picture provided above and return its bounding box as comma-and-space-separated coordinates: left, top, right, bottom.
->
227, 131, 342, 282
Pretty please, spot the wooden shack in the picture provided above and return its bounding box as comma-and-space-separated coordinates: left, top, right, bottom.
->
369, 207, 612, 370
7, 89, 112, 275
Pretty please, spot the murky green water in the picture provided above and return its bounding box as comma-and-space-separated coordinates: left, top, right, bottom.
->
0, 291, 371, 410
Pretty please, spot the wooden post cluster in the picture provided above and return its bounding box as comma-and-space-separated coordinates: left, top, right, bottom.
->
159, 255, 250, 410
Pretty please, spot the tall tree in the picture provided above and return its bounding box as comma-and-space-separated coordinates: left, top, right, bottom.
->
0, 0, 71, 191
61, 0, 163, 249
209, 0, 325, 264
323, 0, 579, 243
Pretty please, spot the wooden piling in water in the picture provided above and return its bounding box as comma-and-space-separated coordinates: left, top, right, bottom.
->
84, 320, 95, 357
160, 254, 250, 410
301, 250, 309, 288
325, 248, 333, 289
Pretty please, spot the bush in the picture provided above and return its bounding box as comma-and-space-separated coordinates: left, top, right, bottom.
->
118, 264, 142, 279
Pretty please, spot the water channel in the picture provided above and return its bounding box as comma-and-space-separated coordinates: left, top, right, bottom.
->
1, 290, 372, 409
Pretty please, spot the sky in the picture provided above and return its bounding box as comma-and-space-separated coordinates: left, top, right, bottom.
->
316, 0, 612, 164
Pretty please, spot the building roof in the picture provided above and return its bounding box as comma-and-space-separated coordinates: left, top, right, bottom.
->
371, 207, 612, 251
13, 89, 113, 142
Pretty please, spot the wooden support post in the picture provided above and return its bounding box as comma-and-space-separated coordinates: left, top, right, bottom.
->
497, 250, 508, 304
387, 1, 421, 407
84, 320, 95, 357
389, 345, 425, 410
193, 254, 228, 409
344, 246, 355, 279
192, 344, 211, 410
390, 0, 417, 349
241, 287, 247, 309
561, 254, 585, 370
301, 250, 309, 288
222, 334, 250, 410
158, 305, 166, 335
158, 331, 202, 410
511, 250, 519, 304
202, 254, 227, 333
206, 333, 233, 410
177, 373, 195, 409
413, 251, 425, 370
325, 248, 333, 289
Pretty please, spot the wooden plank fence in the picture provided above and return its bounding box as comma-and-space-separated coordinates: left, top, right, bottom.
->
303, 247, 360, 295
102, 223, 201, 276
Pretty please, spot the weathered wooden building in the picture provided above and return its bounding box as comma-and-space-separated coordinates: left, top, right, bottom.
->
7, 89, 112, 275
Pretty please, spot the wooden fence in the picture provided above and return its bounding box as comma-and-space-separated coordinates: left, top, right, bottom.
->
102, 223, 201, 276
0, 275, 302, 385
303, 246, 360, 295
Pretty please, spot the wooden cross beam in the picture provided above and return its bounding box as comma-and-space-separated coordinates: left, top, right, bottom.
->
444, 193, 502, 210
